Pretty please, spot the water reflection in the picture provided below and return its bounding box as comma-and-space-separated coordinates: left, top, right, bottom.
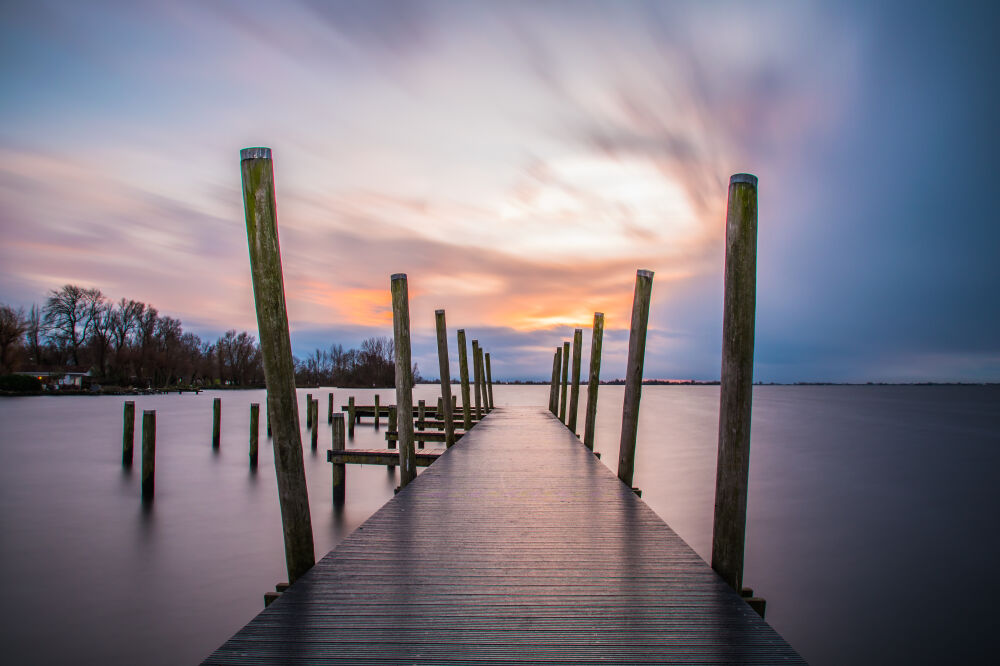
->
0, 386, 997, 665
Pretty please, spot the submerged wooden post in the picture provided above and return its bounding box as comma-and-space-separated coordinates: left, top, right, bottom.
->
391, 273, 416, 487
485, 352, 495, 410
327, 392, 333, 424
471, 340, 482, 420
388, 406, 398, 450
331, 414, 345, 505
373, 394, 380, 426
568, 329, 583, 434
477, 346, 488, 414
347, 396, 356, 438
617, 270, 654, 487
250, 403, 260, 469
583, 312, 605, 451
212, 397, 221, 448
141, 410, 155, 501
712, 173, 759, 594
457, 329, 472, 430
306, 393, 313, 428
122, 400, 135, 466
417, 400, 426, 449
240, 146, 315, 583
548, 348, 560, 414
310, 399, 318, 450
559, 341, 570, 422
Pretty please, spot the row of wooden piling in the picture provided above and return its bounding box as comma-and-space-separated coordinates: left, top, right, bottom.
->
544, 174, 761, 605
548, 312, 606, 454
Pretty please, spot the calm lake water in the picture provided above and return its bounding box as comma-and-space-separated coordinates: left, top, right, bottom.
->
0, 385, 997, 664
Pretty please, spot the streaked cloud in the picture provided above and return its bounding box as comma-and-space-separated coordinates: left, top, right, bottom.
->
1, 1, 997, 382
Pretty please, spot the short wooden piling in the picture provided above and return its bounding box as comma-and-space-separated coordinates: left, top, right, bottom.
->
240, 146, 315, 583
250, 403, 260, 469
141, 410, 155, 501
391, 273, 416, 487
434, 311, 453, 447
417, 400, 426, 449
477, 347, 487, 414
373, 394, 380, 426
306, 393, 313, 428
568, 328, 583, 434
212, 397, 221, 448
331, 414, 345, 505
457, 329, 472, 430
310, 399, 318, 450
471, 340, 482, 420
266, 394, 272, 437
583, 312, 605, 451
711, 173, 759, 594
122, 400, 135, 466
485, 352, 495, 410
347, 396, 356, 438
616, 270, 654, 487
327, 392, 334, 424
388, 406, 398, 451
548, 348, 560, 415
559, 341, 570, 423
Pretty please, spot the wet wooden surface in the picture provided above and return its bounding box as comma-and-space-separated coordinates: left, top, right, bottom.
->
204, 407, 804, 664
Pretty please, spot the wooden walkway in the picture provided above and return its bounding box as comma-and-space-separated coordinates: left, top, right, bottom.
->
204, 407, 804, 664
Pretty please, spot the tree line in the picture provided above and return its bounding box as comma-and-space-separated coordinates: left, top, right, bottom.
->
0, 284, 414, 388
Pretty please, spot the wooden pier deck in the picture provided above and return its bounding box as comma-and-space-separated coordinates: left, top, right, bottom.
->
204, 407, 803, 664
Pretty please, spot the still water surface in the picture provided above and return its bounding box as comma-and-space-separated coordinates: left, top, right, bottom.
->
0, 385, 997, 664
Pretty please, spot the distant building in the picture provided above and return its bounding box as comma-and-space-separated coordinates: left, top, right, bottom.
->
15, 365, 93, 388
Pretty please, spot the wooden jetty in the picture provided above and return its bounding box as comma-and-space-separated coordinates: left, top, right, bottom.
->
204, 407, 802, 664
220, 149, 796, 661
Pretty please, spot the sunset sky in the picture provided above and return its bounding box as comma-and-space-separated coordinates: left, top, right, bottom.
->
1, 1, 997, 382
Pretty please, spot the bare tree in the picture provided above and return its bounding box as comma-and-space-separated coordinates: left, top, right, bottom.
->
43, 285, 103, 365
0, 304, 28, 373
25, 304, 44, 365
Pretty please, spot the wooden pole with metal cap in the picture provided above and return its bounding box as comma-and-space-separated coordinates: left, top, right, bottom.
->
240, 146, 314, 583
391, 273, 416, 487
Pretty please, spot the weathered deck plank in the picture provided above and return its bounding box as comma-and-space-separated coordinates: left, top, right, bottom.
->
204, 407, 804, 664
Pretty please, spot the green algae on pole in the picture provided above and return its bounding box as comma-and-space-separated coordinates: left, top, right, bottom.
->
306, 393, 313, 428
485, 352, 495, 410
457, 330, 472, 430
583, 313, 605, 451
559, 341, 570, 423
331, 414, 346, 505
548, 348, 560, 415
373, 394, 380, 426
391, 273, 416, 487
435, 310, 456, 448
212, 397, 221, 448
122, 400, 135, 466
240, 146, 315, 583
568, 329, 583, 434
141, 410, 155, 501
617, 269, 654, 487
250, 403, 260, 469
712, 173, 759, 594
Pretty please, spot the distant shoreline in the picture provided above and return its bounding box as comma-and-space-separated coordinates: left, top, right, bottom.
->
3, 380, 997, 397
